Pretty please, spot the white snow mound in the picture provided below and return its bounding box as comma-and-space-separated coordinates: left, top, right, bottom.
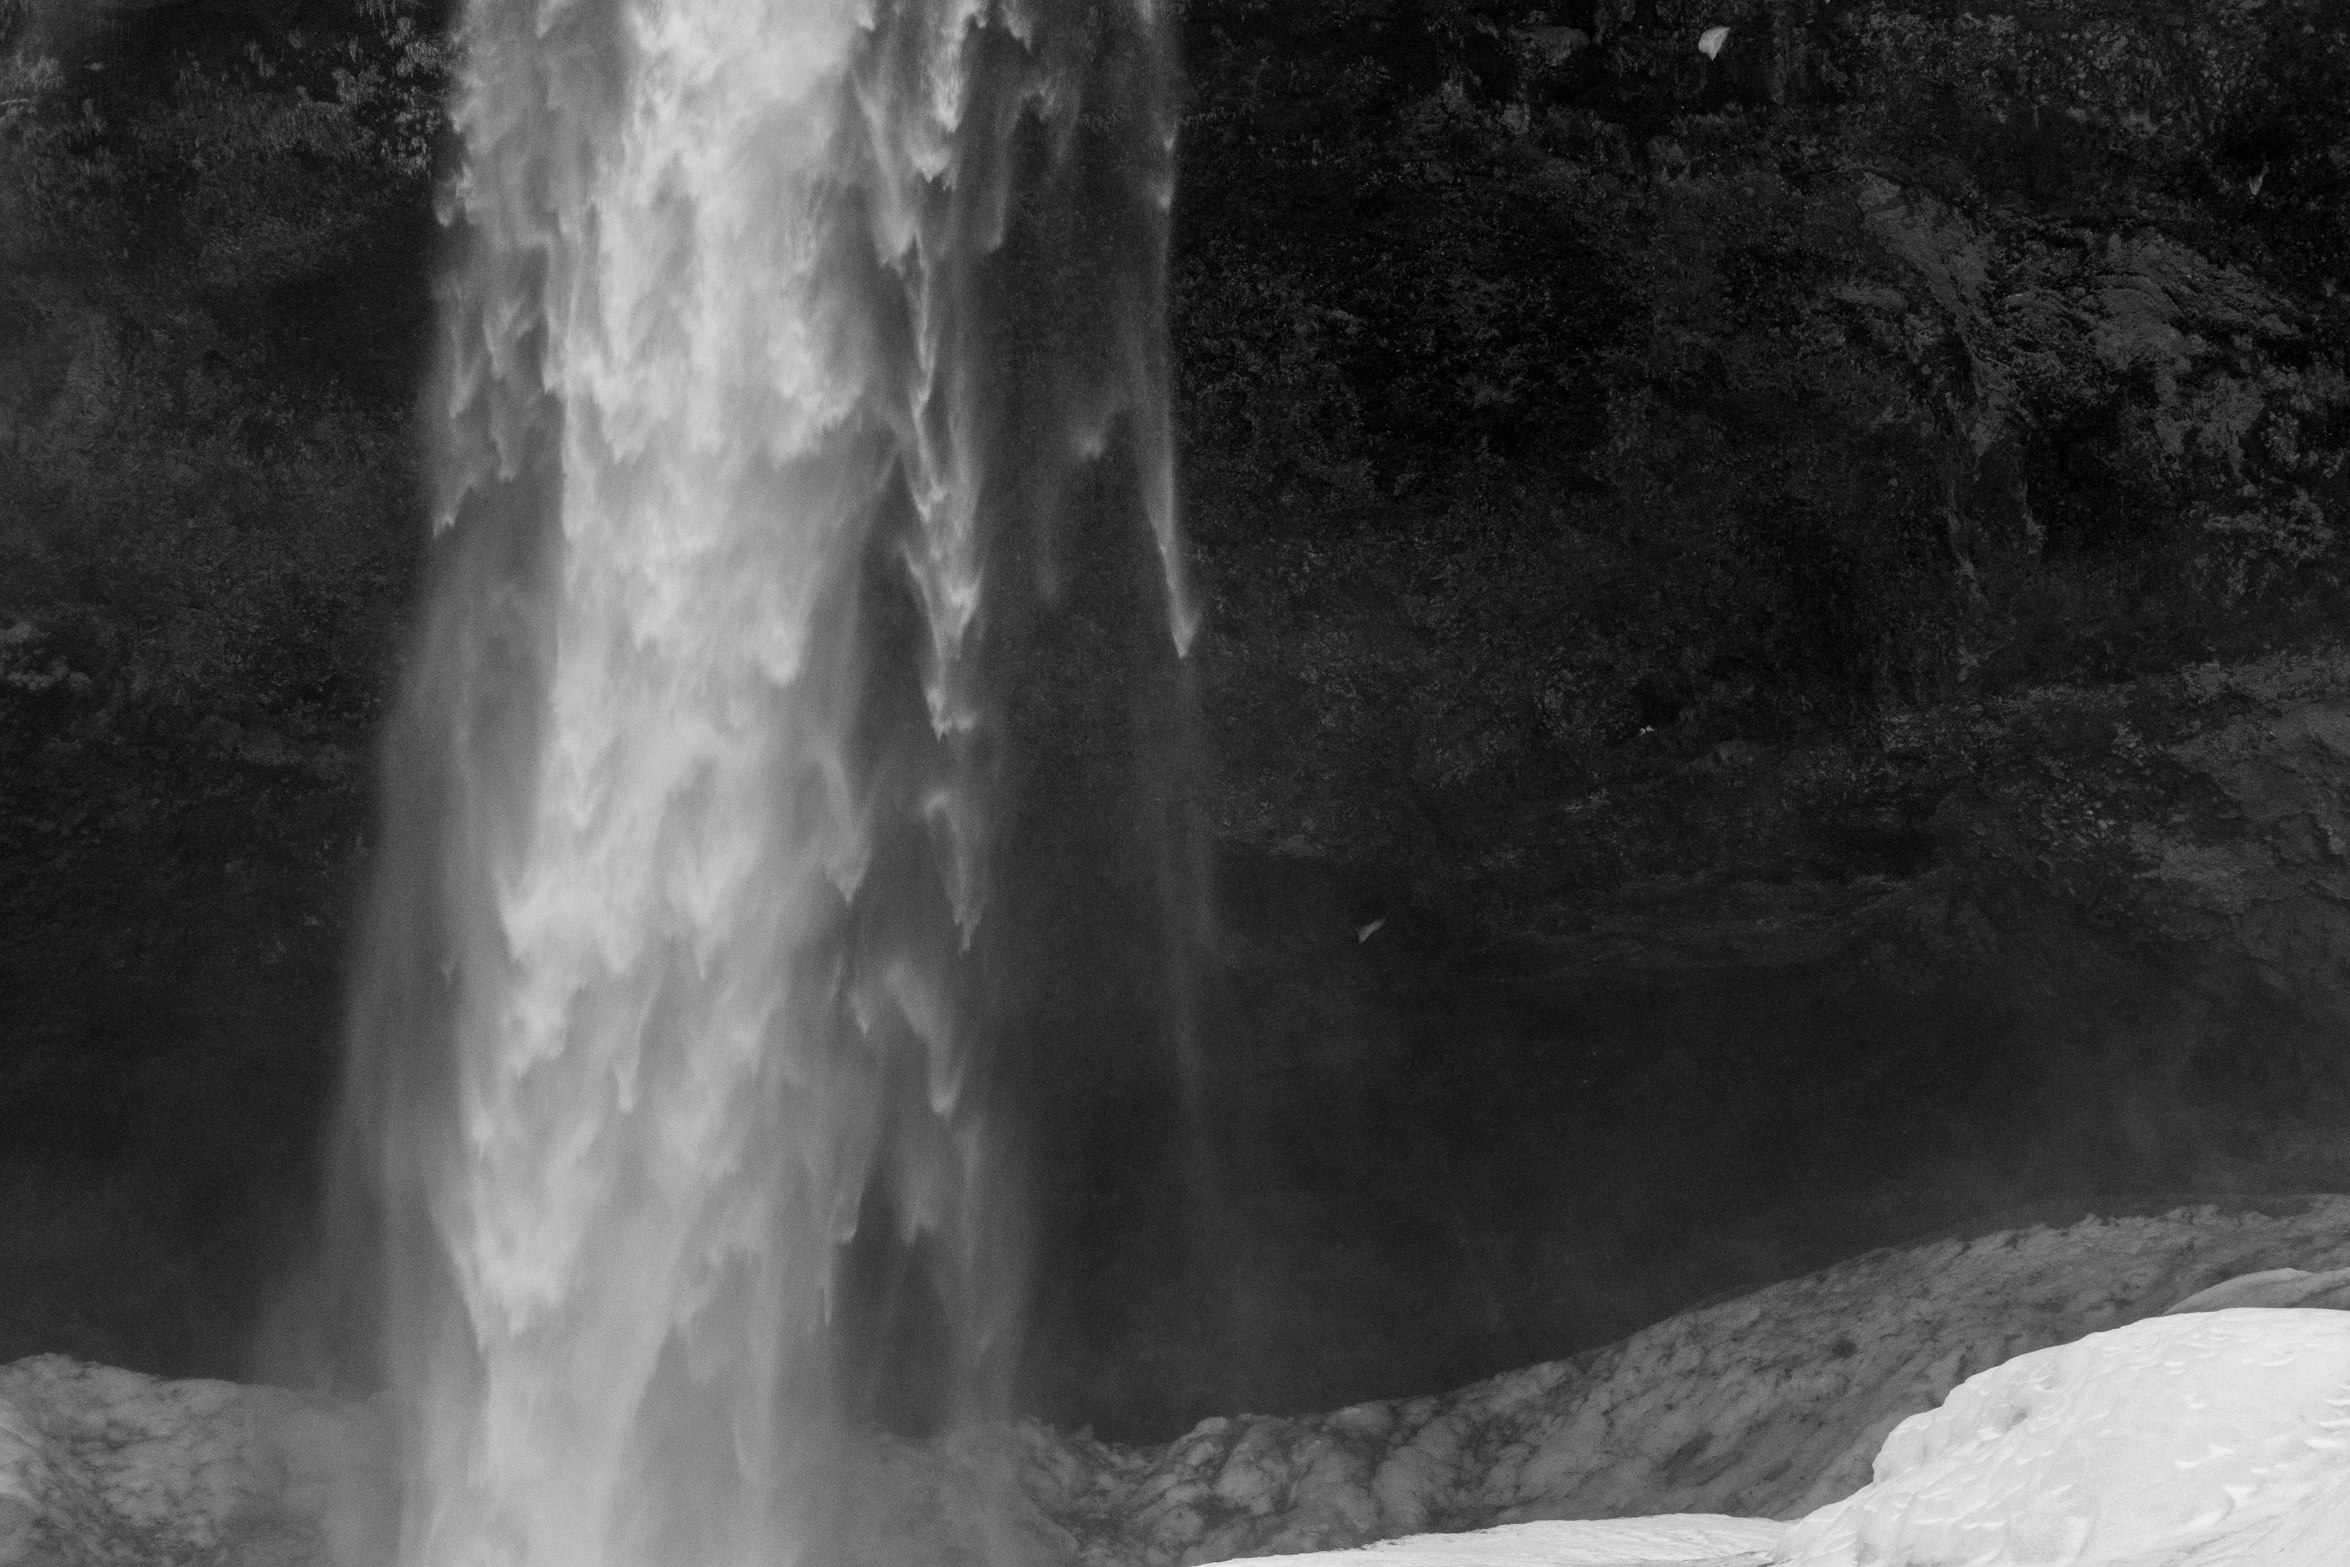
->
1777, 1307, 2350, 1566
1194, 1515, 1782, 1566
1209, 1309, 2350, 1567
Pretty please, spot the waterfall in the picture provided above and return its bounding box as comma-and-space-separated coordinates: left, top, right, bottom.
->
328, 2, 1191, 1562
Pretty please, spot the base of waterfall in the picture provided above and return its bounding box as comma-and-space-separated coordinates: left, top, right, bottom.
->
10, 1199, 2350, 1567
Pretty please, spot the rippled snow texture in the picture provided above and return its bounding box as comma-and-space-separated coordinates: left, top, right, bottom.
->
1778, 1308, 2350, 1567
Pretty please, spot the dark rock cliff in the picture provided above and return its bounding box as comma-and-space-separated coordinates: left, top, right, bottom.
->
1, 0, 2347, 1440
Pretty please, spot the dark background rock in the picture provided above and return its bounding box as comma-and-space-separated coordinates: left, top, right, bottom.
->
2, 0, 2348, 1446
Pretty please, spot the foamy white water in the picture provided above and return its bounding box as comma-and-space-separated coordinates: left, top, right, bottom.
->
343, 2, 1186, 1564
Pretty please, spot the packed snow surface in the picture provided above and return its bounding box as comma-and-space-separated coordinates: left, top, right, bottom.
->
1203, 1517, 1781, 1566
1780, 1308, 2350, 1566
1206, 1310, 2350, 1567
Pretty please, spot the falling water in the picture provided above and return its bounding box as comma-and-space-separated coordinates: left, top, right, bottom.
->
328, 2, 1191, 1562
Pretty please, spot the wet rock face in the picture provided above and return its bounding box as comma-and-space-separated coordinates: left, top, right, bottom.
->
4, 0, 2350, 1449
0, 1355, 391, 1567
1177, 0, 2350, 930
1025, 0, 2350, 1436
1027, 654, 2350, 1441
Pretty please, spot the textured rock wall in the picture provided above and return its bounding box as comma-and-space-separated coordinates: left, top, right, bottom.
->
6, 0, 2350, 1450
0, 1356, 389, 1567
1010, 0, 2350, 1436
1176, 0, 2350, 938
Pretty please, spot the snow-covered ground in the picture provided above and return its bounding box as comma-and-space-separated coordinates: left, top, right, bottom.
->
1198, 1516, 1782, 1567
1210, 1308, 2350, 1567
1780, 1308, 2350, 1567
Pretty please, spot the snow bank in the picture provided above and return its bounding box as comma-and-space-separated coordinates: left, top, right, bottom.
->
1211, 1309, 2350, 1567
1781, 1308, 2350, 1566
1192, 1515, 1781, 1566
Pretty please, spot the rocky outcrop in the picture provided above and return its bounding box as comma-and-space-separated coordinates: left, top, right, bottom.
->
0, 1357, 389, 1567
1068, 0, 2350, 1430
2163, 1263, 2350, 1314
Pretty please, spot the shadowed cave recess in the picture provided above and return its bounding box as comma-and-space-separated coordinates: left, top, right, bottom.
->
0, 0, 2348, 1474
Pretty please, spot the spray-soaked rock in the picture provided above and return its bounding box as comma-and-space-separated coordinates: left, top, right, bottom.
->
0, 1356, 391, 1567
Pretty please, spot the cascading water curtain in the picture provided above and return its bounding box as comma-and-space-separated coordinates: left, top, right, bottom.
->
326, 2, 1192, 1563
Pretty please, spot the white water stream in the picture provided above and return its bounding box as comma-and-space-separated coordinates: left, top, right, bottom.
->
340, 3, 1188, 1563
